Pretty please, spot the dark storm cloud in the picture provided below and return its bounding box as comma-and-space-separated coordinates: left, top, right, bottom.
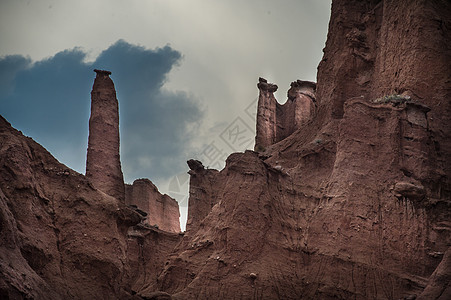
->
0, 40, 203, 182
93, 40, 203, 181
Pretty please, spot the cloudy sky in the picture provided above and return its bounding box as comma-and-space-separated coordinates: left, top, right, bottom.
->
0, 0, 331, 230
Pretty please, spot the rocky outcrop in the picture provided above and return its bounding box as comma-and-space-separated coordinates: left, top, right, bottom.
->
185, 159, 220, 232
86, 69, 125, 202
0, 116, 141, 299
418, 247, 451, 300
255, 78, 316, 151
125, 179, 181, 233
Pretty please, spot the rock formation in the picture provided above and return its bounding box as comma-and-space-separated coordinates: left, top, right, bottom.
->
86, 70, 181, 233
86, 69, 125, 202
149, 0, 451, 298
1, 0, 450, 299
185, 159, 220, 232
125, 179, 181, 233
255, 78, 316, 151
0, 116, 142, 299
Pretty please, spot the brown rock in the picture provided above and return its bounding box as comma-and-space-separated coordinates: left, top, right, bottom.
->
86, 69, 125, 202
418, 247, 451, 300
315, 0, 451, 179
152, 1, 451, 298
1, 0, 451, 298
125, 225, 182, 296
185, 159, 220, 232
125, 179, 181, 233
0, 115, 141, 299
255, 78, 316, 151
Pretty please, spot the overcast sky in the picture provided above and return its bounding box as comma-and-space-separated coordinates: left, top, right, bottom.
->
0, 0, 331, 230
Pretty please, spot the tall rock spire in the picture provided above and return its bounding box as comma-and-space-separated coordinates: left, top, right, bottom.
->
86, 69, 125, 202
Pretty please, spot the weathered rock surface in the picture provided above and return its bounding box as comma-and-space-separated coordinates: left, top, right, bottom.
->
125, 179, 181, 233
147, 0, 451, 298
1, 0, 450, 299
255, 78, 316, 151
418, 247, 451, 300
0, 116, 142, 299
86, 69, 125, 202
126, 224, 182, 297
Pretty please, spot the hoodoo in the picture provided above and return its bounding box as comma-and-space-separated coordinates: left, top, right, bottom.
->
86, 69, 125, 202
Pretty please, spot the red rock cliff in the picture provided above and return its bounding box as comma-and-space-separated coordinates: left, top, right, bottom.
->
86, 69, 125, 202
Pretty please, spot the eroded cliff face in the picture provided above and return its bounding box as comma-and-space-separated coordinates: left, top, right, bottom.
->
0, 70, 182, 299
147, 0, 451, 299
316, 0, 451, 179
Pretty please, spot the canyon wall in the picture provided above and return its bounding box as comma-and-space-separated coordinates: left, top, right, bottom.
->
316, 0, 451, 181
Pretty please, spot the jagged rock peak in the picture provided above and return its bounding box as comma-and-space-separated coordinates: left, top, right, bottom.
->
257, 77, 278, 93
288, 80, 317, 101
187, 159, 205, 172
290, 80, 316, 90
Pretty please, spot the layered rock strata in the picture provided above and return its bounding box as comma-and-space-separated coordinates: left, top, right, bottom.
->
86, 69, 125, 202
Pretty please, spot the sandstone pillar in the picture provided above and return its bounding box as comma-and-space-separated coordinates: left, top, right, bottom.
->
255, 77, 278, 151
186, 159, 220, 232
288, 80, 316, 130
86, 69, 125, 202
